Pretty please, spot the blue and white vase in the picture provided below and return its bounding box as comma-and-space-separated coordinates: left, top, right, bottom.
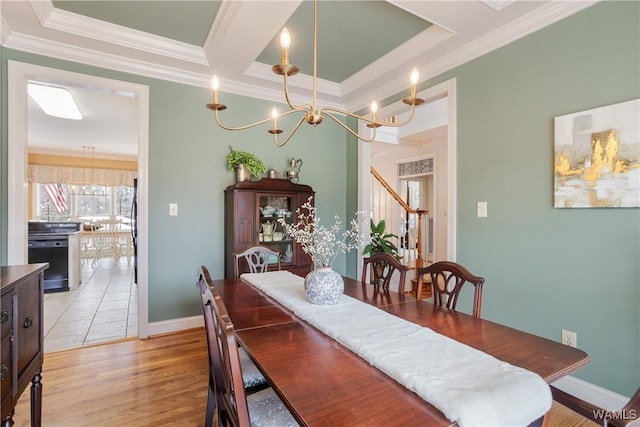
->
304, 267, 344, 305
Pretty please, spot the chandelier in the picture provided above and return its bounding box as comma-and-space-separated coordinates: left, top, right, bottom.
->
207, 0, 424, 147
71, 146, 107, 196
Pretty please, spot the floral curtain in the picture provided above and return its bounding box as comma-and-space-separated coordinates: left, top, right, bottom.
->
28, 164, 137, 186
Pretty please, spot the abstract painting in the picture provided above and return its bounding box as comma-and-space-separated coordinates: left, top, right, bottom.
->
554, 99, 640, 208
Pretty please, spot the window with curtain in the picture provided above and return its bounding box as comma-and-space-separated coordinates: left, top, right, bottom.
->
37, 183, 135, 225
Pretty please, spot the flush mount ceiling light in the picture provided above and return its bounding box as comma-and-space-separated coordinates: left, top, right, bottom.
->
28, 82, 83, 120
207, 0, 424, 147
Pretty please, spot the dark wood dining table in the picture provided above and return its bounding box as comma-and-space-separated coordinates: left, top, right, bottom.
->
210, 275, 590, 426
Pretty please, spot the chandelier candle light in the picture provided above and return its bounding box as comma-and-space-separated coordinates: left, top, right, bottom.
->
207, 0, 424, 147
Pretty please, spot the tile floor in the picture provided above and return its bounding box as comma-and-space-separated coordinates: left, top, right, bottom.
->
43, 256, 137, 353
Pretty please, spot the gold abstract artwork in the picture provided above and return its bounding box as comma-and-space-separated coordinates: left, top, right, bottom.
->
554, 99, 640, 208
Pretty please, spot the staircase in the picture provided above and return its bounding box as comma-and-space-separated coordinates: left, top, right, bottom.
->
370, 166, 432, 298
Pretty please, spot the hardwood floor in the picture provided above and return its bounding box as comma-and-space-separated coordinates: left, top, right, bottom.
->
12, 328, 596, 427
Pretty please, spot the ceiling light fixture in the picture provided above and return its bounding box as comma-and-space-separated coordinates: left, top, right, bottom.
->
207, 0, 424, 147
71, 146, 106, 196
28, 82, 83, 120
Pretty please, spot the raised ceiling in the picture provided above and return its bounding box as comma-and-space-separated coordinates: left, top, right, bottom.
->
1, 0, 598, 158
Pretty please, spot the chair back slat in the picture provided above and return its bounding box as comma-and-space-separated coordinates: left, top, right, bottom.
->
361, 252, 409, 294
234, 245, 281, 278
416, 261, 484, 318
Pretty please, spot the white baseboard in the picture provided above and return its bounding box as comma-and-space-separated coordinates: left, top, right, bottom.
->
147, 315, 203, 336
552, 376, 630, 410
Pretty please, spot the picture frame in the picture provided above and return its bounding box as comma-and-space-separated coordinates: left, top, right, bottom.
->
554, 98, 640, 208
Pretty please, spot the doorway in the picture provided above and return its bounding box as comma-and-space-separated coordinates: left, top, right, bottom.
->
399, 173, 434, 263
7, 61, 150, 344
357, 78, 457, 279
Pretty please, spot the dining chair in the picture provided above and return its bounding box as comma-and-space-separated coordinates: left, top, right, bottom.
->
551, 385, 640, 427
197, 266, 269, 404
233, 245, 281, 278
361, 252, 409, 294
198, 267, 299, 427
416, 261, 485, 318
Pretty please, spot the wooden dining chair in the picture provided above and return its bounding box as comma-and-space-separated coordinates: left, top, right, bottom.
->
233, 245, 281, 278
197, 267, 269, 423
416, 261, 485, 318
551, 385, 640, 427
361, 252, 409, 294
199, 267, 299, 427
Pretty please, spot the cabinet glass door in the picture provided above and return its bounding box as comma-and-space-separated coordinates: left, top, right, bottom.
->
258, 195, 294, 265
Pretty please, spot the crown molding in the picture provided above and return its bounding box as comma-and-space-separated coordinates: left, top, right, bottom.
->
245, 62, 343, 99
3, 32, 207, 89
0, 16, 12, 44
30, 0, 208, 65
202, 0, 243, 64
480, 0, 515, 12
428, 0, 599, 81
219, 70, 346, 112
4, 0, 600, 114
342, 25, 453, 112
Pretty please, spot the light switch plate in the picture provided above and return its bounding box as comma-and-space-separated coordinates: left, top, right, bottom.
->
477, 202, 487, 218
169, 203, 178, 216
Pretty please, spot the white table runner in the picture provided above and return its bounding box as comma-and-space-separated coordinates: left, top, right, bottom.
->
241, 271, 552, 427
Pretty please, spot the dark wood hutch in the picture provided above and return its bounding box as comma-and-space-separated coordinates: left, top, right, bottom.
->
224, 178, 314, 278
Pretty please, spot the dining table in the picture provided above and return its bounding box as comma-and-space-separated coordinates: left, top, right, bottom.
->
209, 273, 590, 427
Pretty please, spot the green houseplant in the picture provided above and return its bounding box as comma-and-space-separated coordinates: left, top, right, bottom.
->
363, 219, 399, 258
226, 146, 267, 179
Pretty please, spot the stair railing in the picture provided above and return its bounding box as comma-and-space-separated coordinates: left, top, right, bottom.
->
370, 166, 428, 286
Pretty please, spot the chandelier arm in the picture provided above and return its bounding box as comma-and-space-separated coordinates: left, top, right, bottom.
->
323, 111, 378, 143
282, 74, 313, 112
273, 115, 308, 148
213, 108, 276, 131
382, 104, 418, 127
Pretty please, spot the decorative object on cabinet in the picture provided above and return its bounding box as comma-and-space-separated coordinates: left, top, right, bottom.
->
287, 158, 303, 183
206, 0, 424, 147
226, 146, 267, 182
1, 263, 47, 427
224, 178, 315, 278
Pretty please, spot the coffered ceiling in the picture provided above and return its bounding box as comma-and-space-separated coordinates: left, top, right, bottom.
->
1, 0, 598, 158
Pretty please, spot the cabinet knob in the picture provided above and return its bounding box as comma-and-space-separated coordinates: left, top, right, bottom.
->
0, 365, 7, 381
0, 310, 7, 324
23, 317, 33, 328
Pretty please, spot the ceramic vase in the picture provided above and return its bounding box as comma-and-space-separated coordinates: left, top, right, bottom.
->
304, 267, 344, 305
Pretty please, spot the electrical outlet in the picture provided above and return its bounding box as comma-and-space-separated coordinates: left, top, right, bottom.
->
561, 329, 577, 348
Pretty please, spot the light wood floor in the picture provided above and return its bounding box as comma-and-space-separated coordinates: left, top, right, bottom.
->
12, 328, 597, 427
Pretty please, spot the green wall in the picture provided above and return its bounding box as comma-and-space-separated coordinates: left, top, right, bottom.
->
434, 1, 639, 396
1, 0, 638, 397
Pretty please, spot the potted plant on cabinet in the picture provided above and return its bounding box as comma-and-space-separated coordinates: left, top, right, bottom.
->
227, 146, 267, 182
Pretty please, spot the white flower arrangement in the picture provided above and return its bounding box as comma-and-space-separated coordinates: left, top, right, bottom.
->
278, 197, 370, 269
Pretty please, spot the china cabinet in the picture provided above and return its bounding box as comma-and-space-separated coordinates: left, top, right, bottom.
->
224, 179, 314, 278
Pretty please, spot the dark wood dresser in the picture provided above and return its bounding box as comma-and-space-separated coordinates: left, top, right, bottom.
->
1, 263, 47, 427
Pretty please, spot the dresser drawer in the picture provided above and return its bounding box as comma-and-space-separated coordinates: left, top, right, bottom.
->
0, 293, 11, 339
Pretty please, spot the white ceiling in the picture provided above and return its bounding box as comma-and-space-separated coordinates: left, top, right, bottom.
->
1, 0, 599, 159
